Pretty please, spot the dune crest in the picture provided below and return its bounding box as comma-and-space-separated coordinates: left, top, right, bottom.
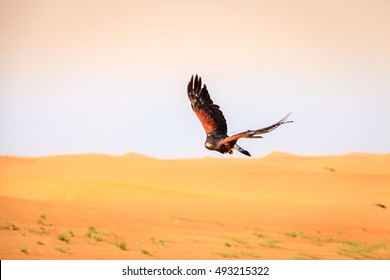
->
122, 152, 153, 159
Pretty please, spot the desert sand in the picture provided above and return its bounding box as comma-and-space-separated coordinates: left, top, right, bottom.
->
1, 152, 389, 260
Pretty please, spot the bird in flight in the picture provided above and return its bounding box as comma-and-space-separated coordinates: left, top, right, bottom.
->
187, 75, 293, 157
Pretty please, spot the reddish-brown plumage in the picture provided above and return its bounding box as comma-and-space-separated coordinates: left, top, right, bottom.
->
194, 109, 218, 134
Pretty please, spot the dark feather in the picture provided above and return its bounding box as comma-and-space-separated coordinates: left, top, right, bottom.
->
187, 75, 228, 134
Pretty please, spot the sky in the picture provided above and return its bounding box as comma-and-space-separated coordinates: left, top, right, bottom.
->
1, 0, 389, 158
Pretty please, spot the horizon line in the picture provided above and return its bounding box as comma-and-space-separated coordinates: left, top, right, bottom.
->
1, 150, 389, 160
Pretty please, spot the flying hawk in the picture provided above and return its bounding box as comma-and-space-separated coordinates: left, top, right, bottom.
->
187, 75, 293, 157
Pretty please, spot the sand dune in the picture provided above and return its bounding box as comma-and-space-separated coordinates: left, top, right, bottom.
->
1, 152, 389, 259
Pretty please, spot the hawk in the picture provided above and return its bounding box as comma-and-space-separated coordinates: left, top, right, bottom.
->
187, 75, 293, 157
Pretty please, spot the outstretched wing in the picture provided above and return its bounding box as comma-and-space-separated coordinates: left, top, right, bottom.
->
187, 75, 227, 135
222, 113, 293, 144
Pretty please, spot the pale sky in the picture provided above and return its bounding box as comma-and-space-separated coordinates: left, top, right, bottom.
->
1, 0, 389, 158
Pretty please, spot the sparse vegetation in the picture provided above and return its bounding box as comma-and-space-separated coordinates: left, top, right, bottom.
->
323, 237, 336, 243
214, 251, 260, 259
68, 230, 74, 237
224, 242, 232, 247
150, 237, 167, 248
37, 241, 44, 245
9, 223, 18, 230
58, 234, 70, 243
227, 237, 248, 245
293, 252, 318, 260
0, 221, 18, 231
55, 247, 70, 254
259, 237, 281, 248
116, 241, 127, 251
253, 232, 266, 239
141, 249, 153, 257
240, 251, 260, 258
336, 241, 388, 259
324, 166, 336, 172
85, 226, 122, 248
338, 239, 360, 246
86, 226, 103, 242
282, 231, 390, 259
158, 240, 165, 248
214, 251, 240, 258
28, 226, 47, 234
283, 231, 305, 239
37, 214, 47, 225
310, 236, 323, 246
93, 234, 103, 241
222, 236, 253, 249
20, 248, 29, 254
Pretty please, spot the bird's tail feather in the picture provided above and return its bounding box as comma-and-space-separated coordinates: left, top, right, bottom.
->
234, 144, 251, 157
248, 112, 293, 137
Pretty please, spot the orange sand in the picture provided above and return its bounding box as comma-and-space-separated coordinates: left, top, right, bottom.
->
1, 152, 389, 259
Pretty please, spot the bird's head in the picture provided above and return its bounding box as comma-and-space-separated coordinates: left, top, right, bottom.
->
204, 142, 214, 150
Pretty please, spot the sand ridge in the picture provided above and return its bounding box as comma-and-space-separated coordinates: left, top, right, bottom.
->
1, 152, 389, 259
